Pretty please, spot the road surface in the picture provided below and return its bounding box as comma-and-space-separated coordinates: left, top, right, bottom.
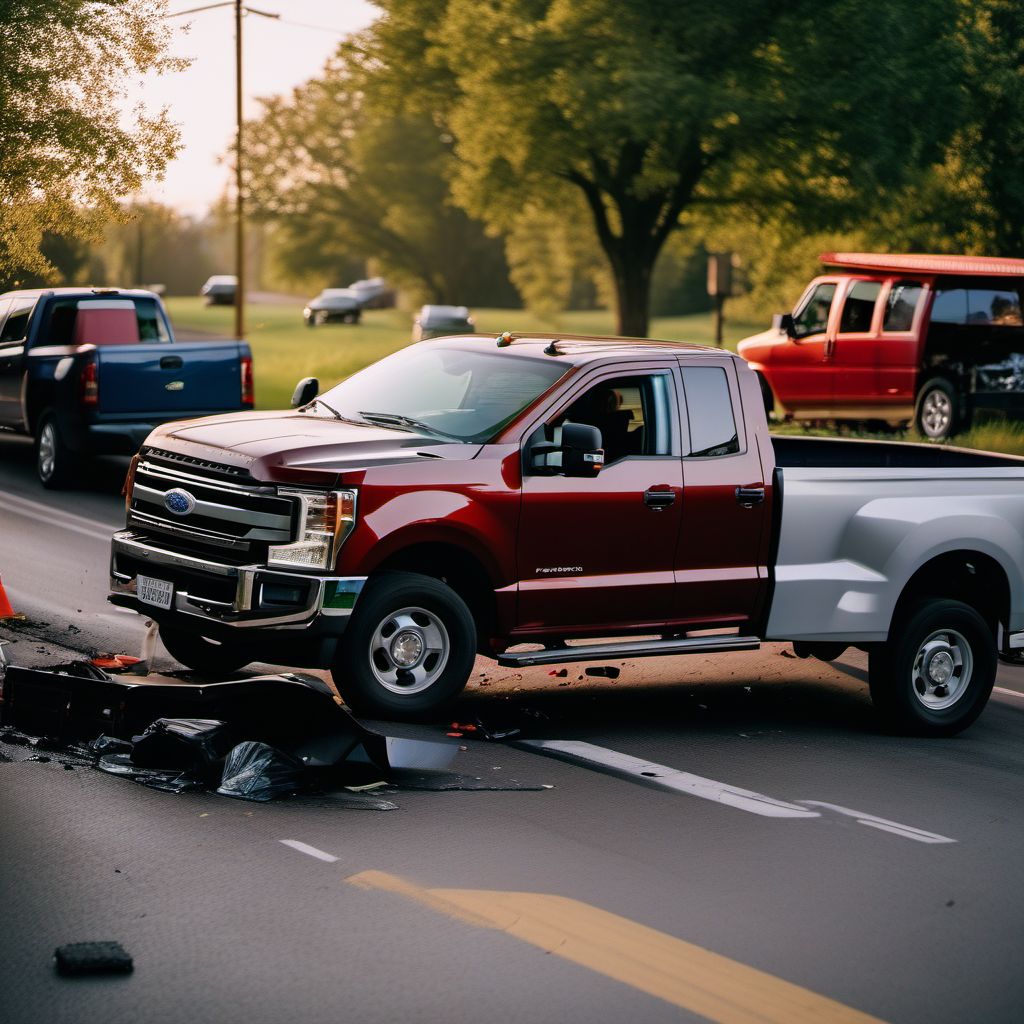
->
2, 430, 1024, 1024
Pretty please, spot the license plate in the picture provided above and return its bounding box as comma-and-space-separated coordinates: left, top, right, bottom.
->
137, 574, 173, 610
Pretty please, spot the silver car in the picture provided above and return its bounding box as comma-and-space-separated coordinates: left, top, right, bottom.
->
412, 304, 475, 341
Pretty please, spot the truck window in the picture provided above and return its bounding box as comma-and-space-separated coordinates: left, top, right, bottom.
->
555, 374, 672, 464
43, 296, 171, 345
0, 299, 35, 343
930, 288, 968, 325
791, 283, 836, 338
967, 287, 1023, 326
839, 281, 881, 333
680, 366, 740, 457
883, 281, 923, 332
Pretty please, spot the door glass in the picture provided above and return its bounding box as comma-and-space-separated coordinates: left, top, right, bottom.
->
681, 366, 740, 457
0, 300, 34, 342
839, 280, 882, 333
791, 283, 836, 338
554, 374, 672, 464
930, 288, 968, 325
883, 281, 923, 331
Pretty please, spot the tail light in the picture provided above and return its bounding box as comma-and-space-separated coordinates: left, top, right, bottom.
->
79, 356, 99, 408
240, 355, 254, 407
122, 453, 140, 515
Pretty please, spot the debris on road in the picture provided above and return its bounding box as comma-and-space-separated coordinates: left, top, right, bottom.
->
217, 741, 307, 802
89, 655, 143, 672
54, 941, 133, 976
585, 666, 621, 679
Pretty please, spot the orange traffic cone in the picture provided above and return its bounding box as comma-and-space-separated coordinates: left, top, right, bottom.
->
0, 575, 22, 620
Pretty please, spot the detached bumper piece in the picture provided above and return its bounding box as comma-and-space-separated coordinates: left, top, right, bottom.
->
109, 530, 364, 630
54, 942, 134, 977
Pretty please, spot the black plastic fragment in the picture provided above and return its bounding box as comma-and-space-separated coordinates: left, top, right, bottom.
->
54, 941, 133, 976
131, 718, 235, 784
217, 741, 306, 802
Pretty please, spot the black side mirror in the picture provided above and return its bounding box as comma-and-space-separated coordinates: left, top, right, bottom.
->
772, 312, 796, 337
530, 421, 604, 477
292, 376, 319, 408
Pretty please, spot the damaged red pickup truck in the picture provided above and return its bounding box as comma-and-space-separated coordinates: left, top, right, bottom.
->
110, 333, 1024, 734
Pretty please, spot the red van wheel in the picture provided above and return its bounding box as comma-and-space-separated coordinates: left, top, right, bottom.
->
915, 378, 959, 439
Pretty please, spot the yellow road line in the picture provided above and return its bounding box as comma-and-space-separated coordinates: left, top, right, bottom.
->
348, 870, 885, 1024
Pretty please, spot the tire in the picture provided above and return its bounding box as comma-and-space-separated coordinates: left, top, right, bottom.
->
331, 571, 476, 720
868, 598, 995, 736
159, 623, 253, 677
36, 412, 77, 489
342, 310, 360, 324
915, 378, 959, 439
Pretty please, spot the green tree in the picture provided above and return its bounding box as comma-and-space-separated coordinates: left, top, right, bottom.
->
0, 1, 181, 286
368, 0, 966, 336
243, 47, 516, 305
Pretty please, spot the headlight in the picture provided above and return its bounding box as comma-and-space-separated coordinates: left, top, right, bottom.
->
268, 489, 357, 570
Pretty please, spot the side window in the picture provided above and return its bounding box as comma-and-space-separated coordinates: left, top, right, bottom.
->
839, 280, 881, 333
791, 283, 836, 338
0, 300, 35, 343
883, 281, 923, 332
555, 374, 672, 465
967, 288, 1023, 326
680, 366, 740, 458
0, 298, 12, 335
930, 288, 968, 325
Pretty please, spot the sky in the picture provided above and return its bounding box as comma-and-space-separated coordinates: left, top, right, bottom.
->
131, 1, 378, 215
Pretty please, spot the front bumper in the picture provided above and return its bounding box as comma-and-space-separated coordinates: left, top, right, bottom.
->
108, 530, 365, 635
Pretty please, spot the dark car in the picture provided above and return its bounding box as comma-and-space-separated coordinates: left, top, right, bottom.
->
303, 288, 362, 327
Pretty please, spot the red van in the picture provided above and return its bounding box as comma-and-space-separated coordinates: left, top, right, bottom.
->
737, 253, 1024, 438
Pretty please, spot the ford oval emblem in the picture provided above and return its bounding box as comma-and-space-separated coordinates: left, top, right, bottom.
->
164, 488, 196, 516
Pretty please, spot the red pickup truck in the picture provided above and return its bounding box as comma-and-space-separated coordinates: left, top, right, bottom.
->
109, 333, 1024, 735
737, 253, 1024, 439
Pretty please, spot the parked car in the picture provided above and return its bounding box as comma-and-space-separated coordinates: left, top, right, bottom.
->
304, 289, 362, 327
0, 287, 253, 487
200, 275, 237, 306
347, 277, 395, 309
737, 253, 1024, 439
111, 332, 1024, 736
412, 304, 475, 341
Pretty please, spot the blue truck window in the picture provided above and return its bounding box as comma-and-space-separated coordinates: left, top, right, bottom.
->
43, 297, 171, 345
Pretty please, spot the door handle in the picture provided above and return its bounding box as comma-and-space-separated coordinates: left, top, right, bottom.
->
643, 488, 676, 510
160, 355, 184, 370
735, 486, 765, 507
824, 336, 835, 360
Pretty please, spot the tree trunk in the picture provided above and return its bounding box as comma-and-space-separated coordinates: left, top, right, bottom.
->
612, 251, 654, 338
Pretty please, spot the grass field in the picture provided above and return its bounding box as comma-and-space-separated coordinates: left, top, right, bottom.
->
165, 296, 1024, 456
164, 297, 760, 410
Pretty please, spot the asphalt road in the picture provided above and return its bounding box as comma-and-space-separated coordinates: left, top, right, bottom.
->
2, 432, 1024, 1024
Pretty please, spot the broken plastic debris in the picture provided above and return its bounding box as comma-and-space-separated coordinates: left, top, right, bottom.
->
131, 719, 235, 783
90, 655, 142, 672
54, 941, 133, 976
217, 741, 306, 802
584, 666, 620, 679
548, 669, 568, 677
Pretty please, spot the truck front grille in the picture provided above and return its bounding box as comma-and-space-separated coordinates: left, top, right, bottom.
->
127, 456, 295, 561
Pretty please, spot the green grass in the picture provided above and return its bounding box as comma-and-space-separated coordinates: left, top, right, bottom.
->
164, 297, 760, 410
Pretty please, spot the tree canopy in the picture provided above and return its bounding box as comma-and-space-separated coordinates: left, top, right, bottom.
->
0, 0, 181, 286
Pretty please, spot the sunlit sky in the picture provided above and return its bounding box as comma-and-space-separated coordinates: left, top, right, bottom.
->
133, 1, 377, 215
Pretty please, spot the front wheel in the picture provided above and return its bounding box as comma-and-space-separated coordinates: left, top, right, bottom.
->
868, 599, 995, 736
331, 572, 476, 720
159, 623, 253, 677
915, 378, 959, 439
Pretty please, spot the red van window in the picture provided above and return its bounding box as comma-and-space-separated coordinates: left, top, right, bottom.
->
792, 283, 836, 338
839, 280, 881, 333
883, 281, 923, 332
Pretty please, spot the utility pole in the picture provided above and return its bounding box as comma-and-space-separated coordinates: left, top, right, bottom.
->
234, 0, 245, 340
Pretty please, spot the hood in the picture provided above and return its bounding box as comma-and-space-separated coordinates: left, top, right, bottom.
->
146, 409, 481, 487
736, 325, 784, 362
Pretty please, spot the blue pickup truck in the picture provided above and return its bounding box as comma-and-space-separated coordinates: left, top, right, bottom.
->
0, 288, 253, 487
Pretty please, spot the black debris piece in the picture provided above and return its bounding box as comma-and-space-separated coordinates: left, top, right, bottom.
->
585, 665, 621, 679
54, 941, 133, 976
131, 719, 236, 784
217, 741, 306, 802
95, 752, 204, 794
88, 735, 133, 757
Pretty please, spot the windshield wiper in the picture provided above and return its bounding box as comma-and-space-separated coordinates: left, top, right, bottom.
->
358, 411, 459, 441
304, 397, 364, 426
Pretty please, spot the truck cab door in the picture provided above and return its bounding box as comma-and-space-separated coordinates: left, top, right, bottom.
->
515, 366, 684, 636
830, 277, 884, 410
675, 362, 772, 630
0, 297, 32, 428
770, 280, 838, 414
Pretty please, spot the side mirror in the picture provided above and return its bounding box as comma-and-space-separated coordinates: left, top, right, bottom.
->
772, 312, 796, 337
292, 376, 319, 408
530, 421, 604, 477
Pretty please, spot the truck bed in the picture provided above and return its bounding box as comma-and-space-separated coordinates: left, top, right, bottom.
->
766, 434, 1024, 644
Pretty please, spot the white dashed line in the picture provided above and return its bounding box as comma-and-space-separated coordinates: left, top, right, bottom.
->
279, 839, 338, 862
994, 686, 1024, 700
798, 802, 955, 844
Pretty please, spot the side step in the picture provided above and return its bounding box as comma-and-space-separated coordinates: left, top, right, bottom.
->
497, 635, 760, 668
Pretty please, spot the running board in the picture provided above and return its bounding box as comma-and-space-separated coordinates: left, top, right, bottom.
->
497, 635, 761, 668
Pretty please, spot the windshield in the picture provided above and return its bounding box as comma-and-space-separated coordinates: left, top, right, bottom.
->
316, 344, 569, 442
